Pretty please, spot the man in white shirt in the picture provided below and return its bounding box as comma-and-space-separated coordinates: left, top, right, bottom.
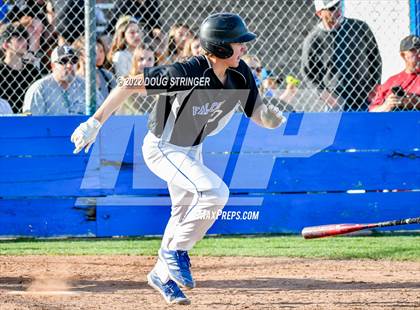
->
23, 45, 103, 115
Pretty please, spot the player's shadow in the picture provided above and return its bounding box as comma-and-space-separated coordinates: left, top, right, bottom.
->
1, 277, 419, 294
71, 279, 150, 292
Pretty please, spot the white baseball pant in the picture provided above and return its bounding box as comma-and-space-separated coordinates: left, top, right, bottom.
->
142, 131, 229, 282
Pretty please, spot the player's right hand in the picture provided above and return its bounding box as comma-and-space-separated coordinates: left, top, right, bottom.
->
70, 117, 102, 154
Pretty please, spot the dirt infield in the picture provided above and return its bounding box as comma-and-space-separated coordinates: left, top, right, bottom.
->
0, 256, 419, 310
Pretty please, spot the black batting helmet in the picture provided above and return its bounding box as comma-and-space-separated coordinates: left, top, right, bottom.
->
199, 13, 256, 59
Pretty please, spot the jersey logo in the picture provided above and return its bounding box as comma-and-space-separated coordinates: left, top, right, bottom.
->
192, 100, 225, 116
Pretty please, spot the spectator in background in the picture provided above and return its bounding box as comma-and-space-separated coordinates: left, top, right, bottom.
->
261, 73, 298, 111
116, 43, 155, 115
108, 16, 142, 77
0, 97, 12, 114
3, 3, 44, 66
182, 35, 201, 59
71, 37, 86, 76
165, 23, 192, 63
301, 0, 382, 111
72, 37, 115, 105
0, 24, 41, 113
242, 54, 297, 110
242, 54, 268, 88
23, 45, 103, 114
96, 38, 116, 101
105, 0, 161, 37
19, 14, 44, 66
15, 1, 59, 73
150, 27, 167, 65
129, 44, 155, 79
369, 35, 419, 112
261, 75, 281, 97
45, 0, 56, 28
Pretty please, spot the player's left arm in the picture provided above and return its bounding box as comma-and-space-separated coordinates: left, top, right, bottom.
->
240, 60, 286, 129
250, 103, 286, 129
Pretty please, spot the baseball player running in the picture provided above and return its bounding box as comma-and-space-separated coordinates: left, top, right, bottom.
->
71, 13, 285, 305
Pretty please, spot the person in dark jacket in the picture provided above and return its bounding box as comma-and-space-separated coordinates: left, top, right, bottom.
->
0, 24, 41, 113
301, 0, 382, 111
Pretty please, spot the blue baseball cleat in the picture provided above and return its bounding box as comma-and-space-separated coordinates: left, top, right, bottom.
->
159, 249, 195, 289
147, 270, 190, 305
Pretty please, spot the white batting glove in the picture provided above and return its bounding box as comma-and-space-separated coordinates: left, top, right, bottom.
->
267, 103, 282, 117
265, 103, 286, 127
70, 117, 102, 154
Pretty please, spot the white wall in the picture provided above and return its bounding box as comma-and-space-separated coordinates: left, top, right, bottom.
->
344, 0, 411, 82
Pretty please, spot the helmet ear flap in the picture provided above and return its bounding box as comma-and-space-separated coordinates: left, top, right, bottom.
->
200, 40, 233, 59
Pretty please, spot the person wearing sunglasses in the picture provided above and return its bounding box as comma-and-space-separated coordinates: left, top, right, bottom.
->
301, 0, 382, 111
23, 45, 103, 115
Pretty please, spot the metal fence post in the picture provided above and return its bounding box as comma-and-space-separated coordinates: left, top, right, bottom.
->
85, 0, 96, 115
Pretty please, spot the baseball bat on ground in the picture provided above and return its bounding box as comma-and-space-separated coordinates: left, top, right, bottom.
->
302, 217, 420, 239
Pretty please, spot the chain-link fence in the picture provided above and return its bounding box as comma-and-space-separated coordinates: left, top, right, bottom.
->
0, 0, 418, 115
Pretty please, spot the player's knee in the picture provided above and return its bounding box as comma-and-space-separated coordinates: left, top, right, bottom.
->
202, 182, 230, 207
218, 182, 230, 206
